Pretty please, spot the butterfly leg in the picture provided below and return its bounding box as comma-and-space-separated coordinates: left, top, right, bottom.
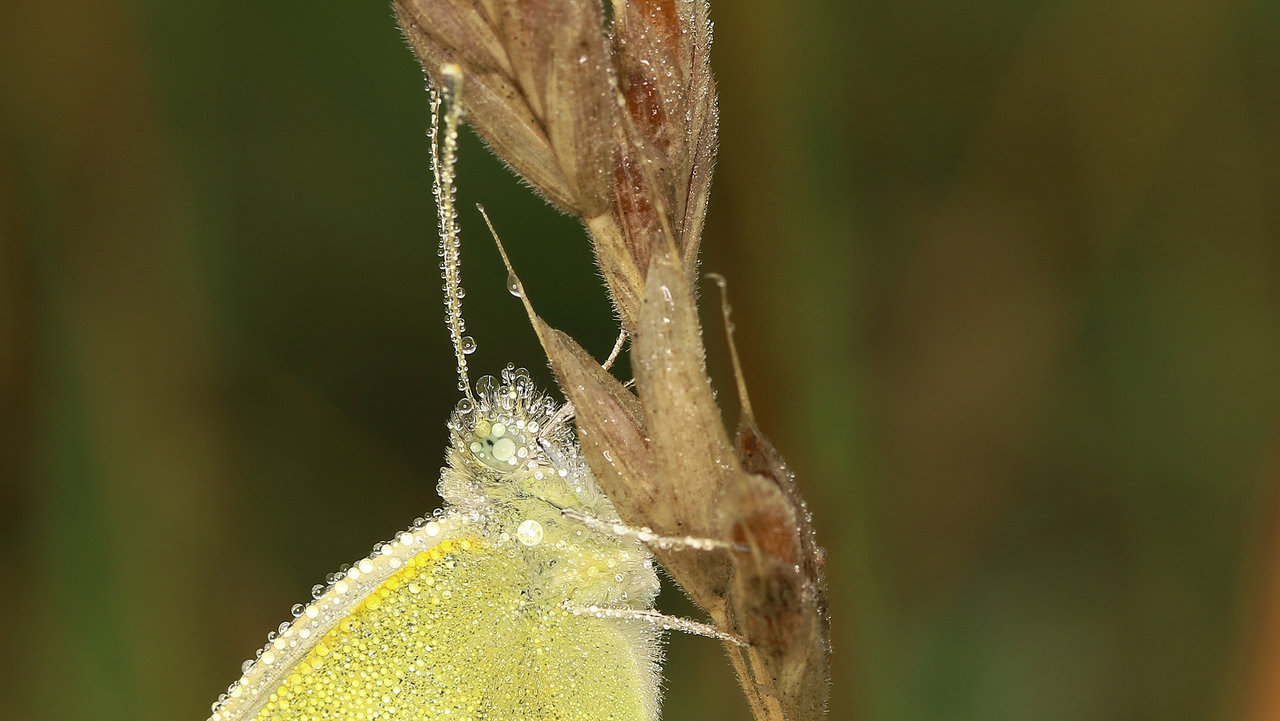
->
561, 509, 748, 553
563, 603, 747, 645
601, 328, 628, 371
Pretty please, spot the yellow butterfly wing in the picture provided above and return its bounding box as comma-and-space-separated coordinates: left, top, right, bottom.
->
210, 517, 661, 721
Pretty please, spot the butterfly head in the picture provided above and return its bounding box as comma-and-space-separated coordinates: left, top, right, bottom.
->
440, 364, 611, 521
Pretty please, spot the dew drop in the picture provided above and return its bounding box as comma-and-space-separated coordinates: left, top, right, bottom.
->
517, 519, 545, 547
460, 335, 477, 354
506, 272, 522, 297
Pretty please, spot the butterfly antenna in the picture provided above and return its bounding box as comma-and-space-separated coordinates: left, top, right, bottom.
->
430, 64, 473, 401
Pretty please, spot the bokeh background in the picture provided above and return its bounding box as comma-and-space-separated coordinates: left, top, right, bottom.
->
4, 1, 1280, 720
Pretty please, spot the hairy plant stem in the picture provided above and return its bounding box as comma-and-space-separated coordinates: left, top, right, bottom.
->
394, 2, 831, 718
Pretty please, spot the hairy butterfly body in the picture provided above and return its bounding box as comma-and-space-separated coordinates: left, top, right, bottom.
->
208, 366, 663, 721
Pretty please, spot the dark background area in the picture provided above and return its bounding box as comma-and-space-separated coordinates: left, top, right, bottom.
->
3, 1, 1279, 720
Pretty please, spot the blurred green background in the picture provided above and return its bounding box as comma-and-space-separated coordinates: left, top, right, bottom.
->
3, 1, 1280, 720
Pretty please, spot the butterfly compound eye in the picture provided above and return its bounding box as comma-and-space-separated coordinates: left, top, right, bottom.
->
467, 418, 528, 470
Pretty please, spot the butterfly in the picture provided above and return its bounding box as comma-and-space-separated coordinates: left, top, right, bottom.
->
206, 65, 735, 721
